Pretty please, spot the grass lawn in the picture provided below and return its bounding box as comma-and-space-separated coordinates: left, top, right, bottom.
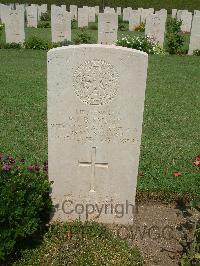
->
0, 48, 199, 195
12, 222, 143, 265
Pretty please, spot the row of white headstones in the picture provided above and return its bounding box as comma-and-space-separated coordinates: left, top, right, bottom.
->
0, 4, 200, 54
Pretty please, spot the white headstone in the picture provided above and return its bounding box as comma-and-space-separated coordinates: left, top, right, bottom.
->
177, 10, 187, 21
70, 5, 77, 20
51, 6, 71, 43
116, 7, 121, 16
98, 13, 118, 44
88, 7, 95, 22
188, 15, 200, 54
60, 5, 66, 12
129, 10, 140, 31
26, 5, 38, 28
172, 9, 177, 18
47, 44, 148, 224
155, 9, 167, 20
104, 7, 115, 14
180, 11, 192, 32
5, 9, 25, 43
145, 14, 166, 47
95, 6, 99, 15
194, 10, 200, 16
78, 8, 89, 28
38, 4, 46, 20
123, 7, 132, 21
0, 4, 11, 23
141, 8, 154, 23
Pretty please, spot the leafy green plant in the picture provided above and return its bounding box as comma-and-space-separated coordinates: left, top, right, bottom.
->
166, 18, 184, 54
40, 12, 50, 21
134, 22, 145, 32
1, 42, 22, 49
38, 21, 50, 28
74, 29, 94, 44
71, 19, 77, 29
59, 39, 74, 46
180, 197, 200, 266
193, 49, 200, 56
116, 35, 166, 55
118, 22, 128, 31
25, 36, 54, 50
0, 23, 4, 39
0, 153, 52, 261
89, 22, 98, 30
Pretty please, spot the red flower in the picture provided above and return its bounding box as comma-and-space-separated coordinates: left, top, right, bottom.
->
195, 155, 200, 161
173, 171, 182, 177
193, 161, 200, 166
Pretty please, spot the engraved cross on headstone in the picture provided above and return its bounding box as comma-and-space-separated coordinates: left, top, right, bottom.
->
78, 147, 108, 192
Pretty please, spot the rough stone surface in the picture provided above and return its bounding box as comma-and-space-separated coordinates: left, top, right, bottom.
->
47, 45, 148, 224
98, 13, 118, 44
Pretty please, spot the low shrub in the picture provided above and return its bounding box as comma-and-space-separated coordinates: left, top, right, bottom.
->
134, 22, 145, 32
71, 19, 77, 29
118, 15, 123, 23
38, 21, 51, 28
40, 12, 50, 21
89, 22, 98, 30
0, 153, 52, 261
1, 42, 22, 49
74, 29, 94, 44
59, 39, 74, 46
193, 49, 200, 56
25, 36, 54, 50
118, 23, 128, 31
166, 18, 184, 54
0, 23, 4, 39
180, 198, 200, 266
116, 35, 166, 55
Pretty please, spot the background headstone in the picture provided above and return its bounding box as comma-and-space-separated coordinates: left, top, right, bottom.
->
5, 8, 25, 43
70, 5, 77, 20
51, 6, 71, 43
88, 7, 95, 22
188, 15, 200, 54
78, 8, 89, 28
95, 6, 99, 15
129, 10, 140, 31
123, 7, 132, 21
47, 44, 148, 224
179, 11, 192, 32
145, 13, 166, 47
116, 7, 121, 16
172, 9, 177, 18
26, 4, 38, 28
98, 13, 118, 44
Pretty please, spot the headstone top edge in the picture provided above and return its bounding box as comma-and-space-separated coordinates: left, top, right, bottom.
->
47, 44, 148, 57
